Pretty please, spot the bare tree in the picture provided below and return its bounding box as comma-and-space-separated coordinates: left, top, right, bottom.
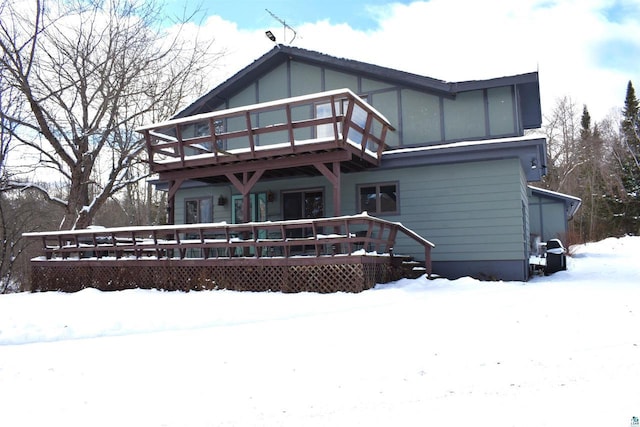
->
542, 96, 582, 194
573, 106, 616, 241
542, 98, 622, 242
1, 38, 24, 290
0, 0, 222, 229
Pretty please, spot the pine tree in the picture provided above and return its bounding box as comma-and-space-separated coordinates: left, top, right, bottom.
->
615, 81, 640, 234
572, 105, 610, 241
580, 105, 591, 141
622, 81, 640, 141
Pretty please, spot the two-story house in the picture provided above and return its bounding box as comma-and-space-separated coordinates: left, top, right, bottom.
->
140, 45, 579, 282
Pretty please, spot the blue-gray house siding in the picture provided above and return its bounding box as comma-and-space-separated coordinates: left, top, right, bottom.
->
153, 46, 577, 282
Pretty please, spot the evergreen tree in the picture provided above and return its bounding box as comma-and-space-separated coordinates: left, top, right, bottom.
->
580, 105, 591, 141
571, 105, 610, 241
615, 81, 640, 234
622, 81, 640, 141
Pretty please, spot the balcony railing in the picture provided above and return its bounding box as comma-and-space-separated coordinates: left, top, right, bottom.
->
25, 214, 433, 275
136, 89, 394, 172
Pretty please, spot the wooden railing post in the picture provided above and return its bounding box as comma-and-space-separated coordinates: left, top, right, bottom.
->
342, 97, 354, 144
386, 225, 398, 254
330, 95, 340, 144
175, 125, 185, 166
208, 118, 220, 160
425, 246, 432, 277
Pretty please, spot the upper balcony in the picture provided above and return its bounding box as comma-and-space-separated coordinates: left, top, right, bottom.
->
137, 89, 395, 180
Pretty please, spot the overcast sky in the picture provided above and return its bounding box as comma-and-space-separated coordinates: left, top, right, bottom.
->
166, 0, 640, 123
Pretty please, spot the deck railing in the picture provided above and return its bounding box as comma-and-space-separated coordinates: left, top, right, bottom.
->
136, 88, 394, 172
25, 214, 433, 275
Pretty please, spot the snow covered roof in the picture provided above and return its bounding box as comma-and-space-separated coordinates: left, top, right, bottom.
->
380, 135, 547, 182
529, 185, 582, 218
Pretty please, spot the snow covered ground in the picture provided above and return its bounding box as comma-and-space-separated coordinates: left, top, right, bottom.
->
1, 237, 639, 427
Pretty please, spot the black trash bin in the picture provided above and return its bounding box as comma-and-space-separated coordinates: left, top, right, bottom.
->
544, 238, 566, 275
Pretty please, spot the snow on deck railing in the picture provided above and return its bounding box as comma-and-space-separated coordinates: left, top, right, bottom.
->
24, 213, 433, 274
136, 89, 395, 171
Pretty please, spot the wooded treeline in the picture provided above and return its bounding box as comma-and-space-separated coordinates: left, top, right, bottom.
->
541, 81, 640, 245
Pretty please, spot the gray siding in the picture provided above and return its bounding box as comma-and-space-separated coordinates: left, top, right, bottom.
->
173, 158, 529, 280
174, 178, 331, 225
341, 158, 527, 265
174, 186, 232, 225
217, 61, 521, 147
519, 163, 531, 280
529, 194, 568, 242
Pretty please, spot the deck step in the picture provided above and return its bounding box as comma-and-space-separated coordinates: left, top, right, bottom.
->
395, 256, 427, 279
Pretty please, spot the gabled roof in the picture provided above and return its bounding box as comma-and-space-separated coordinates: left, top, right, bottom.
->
529, 185, 582, 219
175, 45, 540, 119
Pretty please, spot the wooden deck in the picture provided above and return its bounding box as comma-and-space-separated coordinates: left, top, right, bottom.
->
25, 214, 434, 293
137, 88, 393, 183
136, 88, 396, 224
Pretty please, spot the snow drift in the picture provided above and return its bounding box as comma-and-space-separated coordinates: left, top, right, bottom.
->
1, 236, 639, 427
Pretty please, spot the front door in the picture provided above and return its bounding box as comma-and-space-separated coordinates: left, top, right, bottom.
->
282, 190, 324, 241
231, 193, 267, 255
283, 190, 324, 220
231, 193, 267, 224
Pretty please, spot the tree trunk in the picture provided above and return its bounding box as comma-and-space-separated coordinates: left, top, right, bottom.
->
1, 0, 220, 232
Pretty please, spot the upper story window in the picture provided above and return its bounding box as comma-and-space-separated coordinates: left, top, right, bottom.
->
358, 182, 399, 215
185, 197, 213, 224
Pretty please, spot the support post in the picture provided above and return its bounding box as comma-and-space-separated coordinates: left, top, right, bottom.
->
226, 170, 265, 224
314, 161, 342, 217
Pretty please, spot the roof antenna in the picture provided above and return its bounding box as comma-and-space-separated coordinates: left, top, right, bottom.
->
265, 9, 297, 45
